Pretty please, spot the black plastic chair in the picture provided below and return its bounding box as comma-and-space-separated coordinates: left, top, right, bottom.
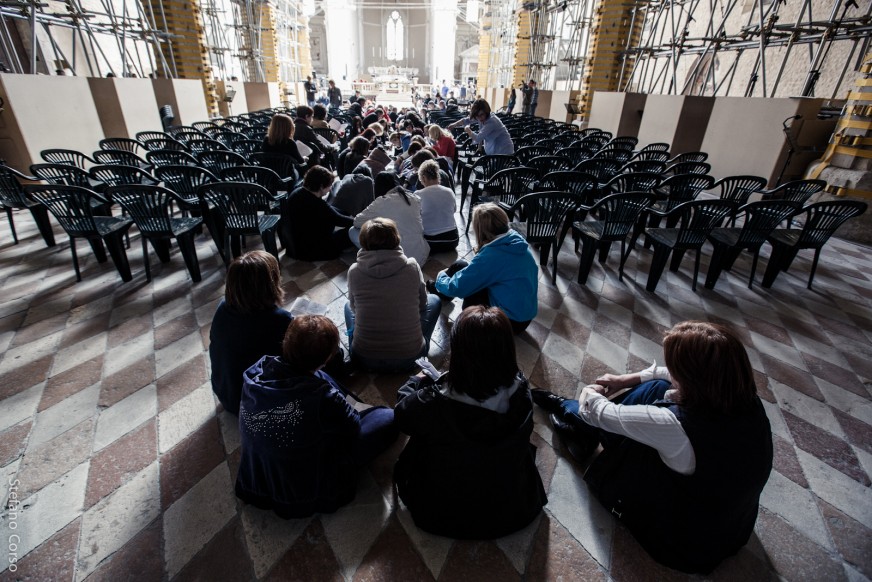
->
760, 179, 826, 204
527, 155, 573, 175
31, 163, 92, 188
465, 154, 520, 214
621, 160, 667, 175
142, 137, 189, 153
99, 138, 149, 157
603, 172, 662, 195
89, 165, 157, 188
640, 143, 670, 153
593, 145, 633, 164
106, 184, 203, 282
515, 146, 552, 166
479, 167, 539, 227
26, 184, 133, 282
0, 165, 55, 246
146, 149, 199, 168
232, 139, 263, 158
197, 181, 280, 264
761, 200, 868, 289
667, 151, 708, 164
704, 200, 801, 289
572, 192, 655, 284
633, 173, 716, 249
40, 149, 95, 169
629, 150, 671, 163
219, 166, 292, 200
188, 138, 229, 155
136, 131, 171, 143
152, 165, 218, 213
167, 126, 207, 143
197, 150, 248, 174
572, 158, 622, 185
608, 136, 639, 150
645, 199, 736, 292
93, 149, 149, 168
249, 152, 302, 183
510, 191, 584, 283
714, 175, 768, 205
664, 161, 711, 176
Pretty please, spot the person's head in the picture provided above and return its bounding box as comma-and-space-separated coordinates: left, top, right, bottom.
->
267, 114, 295, 144
312, 104, 327, 120
406, 141, 423, 157
329, 79, 335, 87
303, 165, 334, 195
418, 159, 440, 187
530, 80, 537, 87
428, 125, 447, 142
472, 203, 510, 251
663, 321, 757, 415
359, 217, 400, 251
374, 172, 399, 198
448, 306, 518, 400
410, 149, 435, 169
224, 251, 284, 313
306, 75, 311, 81
349, 136, 370, 156
282, 315, 340, 373
368, 122, 384, 137
469, 98, 491, 123
389, 132, 402, 147
410, 135, 427, 147
361, 128, 377, 142
357, 97, 366, 107
295, 105, 314, 121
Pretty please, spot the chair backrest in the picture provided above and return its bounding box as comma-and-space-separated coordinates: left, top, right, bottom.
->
630, 150, 671, 163
142, 137, 189, 152
25, 184, 103, 236
579, 133, 611, 151
511, 191, 584, 240
606, 137, 638, 150
792, 199, 868, 248
667, 199, 736, 247
99, 138, 148, 156
668, 151, 708, 164
153, 165, 217, 200
30, 163, 92, 187
249, 152, 300, 181
198, 182, 275, 231
534, 138, 563, 151
105, 184, 177, 234
482, 167, 539, 206
588, 192, 656, 240
146, 149, 199, 167
0, 165, 30, 206
187, 138, 229, 155
89, 164, 155, 188
573, 158, 622, 182
515, 146, 552, 165
765, 179, 827, 204
621, 160, 667, 175
92, 149, 147, 167
219, 165, 286, 194
192, 121, 220, 132
714, 175, 767, 204
668, 161, 711, 176
536, 171, 596, 198
593, 145, 634, 164
197, 150, 248, 173
472, 154, 520, 181
640, 142, 670, 153
658, 173, 716, 210
606, 172, 662, 194
527, 155, 572, 174
40, 149, 94, 169
731, 200, 802, 248
232, 139, 263, 157
136, 131, 171, 144
167, 126, 207, 143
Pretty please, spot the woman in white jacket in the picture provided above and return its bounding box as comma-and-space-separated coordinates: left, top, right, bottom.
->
349, 172, 430, 266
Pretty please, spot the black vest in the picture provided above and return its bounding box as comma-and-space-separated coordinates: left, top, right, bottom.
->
585, 397, 773, 573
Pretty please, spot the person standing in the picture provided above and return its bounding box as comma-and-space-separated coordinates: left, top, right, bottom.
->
327, 79, 342, 109
446, 98, 514, 155
304, 75, 317, 107
521, 81, 532, 115
529, 80, 539, 117
506, 85, 518, 114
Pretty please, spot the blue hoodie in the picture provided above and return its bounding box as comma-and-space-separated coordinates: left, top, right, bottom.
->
435, 230, 538, 322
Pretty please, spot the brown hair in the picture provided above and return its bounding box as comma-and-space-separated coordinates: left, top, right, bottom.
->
406, 141, 423, 157
295, 105, 314, 119
410, 149, 435, 169
663, 321, 757, 415
224, 250, 284, 313
472, 203, 510, 251
418, 159, 440, 185
368, 122, 384, 136
359, 217, 400, 251
349, 136, 370, 156
267, 114, 295, 146
469, 98, 491, 120
312, 104, 327, 120
303, 165, 334, 192
282, 315, 340, 373
448, 306, 518, 400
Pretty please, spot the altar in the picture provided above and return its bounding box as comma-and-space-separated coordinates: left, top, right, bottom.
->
353, 66, 420, 107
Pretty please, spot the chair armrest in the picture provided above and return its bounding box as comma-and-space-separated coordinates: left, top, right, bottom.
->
3, 166, 39, 182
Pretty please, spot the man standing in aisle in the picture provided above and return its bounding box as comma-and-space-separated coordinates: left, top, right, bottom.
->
305, 75, 317, 107
529, 80, 539, 117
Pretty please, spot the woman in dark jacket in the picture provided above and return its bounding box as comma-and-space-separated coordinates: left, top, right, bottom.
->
262, 113, 306, 165
235, 315, 397, 519
282, 165, 353, 261
533, 321, 773, 573
393, 306, 547, 539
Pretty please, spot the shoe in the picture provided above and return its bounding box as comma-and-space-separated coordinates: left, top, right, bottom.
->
548, 413, 599, 462
531, 389, 566, 414
426, 279, 452, 301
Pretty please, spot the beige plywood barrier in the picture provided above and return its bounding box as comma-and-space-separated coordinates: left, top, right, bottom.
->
588, 92, 646, 136
89, 78, 162, 139
153, 78, 210, 127
217, 80, 249, 117
636, 94, 715, 154
0, 74, 104, 171
245, 83, 280, 111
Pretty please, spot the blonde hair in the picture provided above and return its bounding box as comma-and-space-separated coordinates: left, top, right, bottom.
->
267, 114, 295, 145
418, 159, 440, 186
428, 125, 449, 141
368, 122, 385, 136
472, 203, 510, 252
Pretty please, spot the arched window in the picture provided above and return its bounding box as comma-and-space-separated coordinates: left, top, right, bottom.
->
386, 10, 404, 61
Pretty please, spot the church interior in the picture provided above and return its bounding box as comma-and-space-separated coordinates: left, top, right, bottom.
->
0, 0, 870, 579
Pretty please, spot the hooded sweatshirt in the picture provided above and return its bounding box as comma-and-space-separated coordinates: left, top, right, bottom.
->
347, 248, 427, 359
435, 230, 538, 322
356, 146, 392, 177
353, 188, 429, 266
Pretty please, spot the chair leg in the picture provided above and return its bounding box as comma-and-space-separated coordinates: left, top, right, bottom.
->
807, 248, 822, 290
5, 208, 17, 244
704, 242, 726, 289
223, 233, 233, 266
577, 236, 599, 285
142, 235, 152, 282
70, 237, 81, 282
104, 232, 133, 282
28, 205, 55, 247
597, 241, 613, 264
762, 243, 788, 288
262, 229, 279, 261
177, 233, 202, 282
150, 238, 172, 263
88, 238, 108, 263
646, 243, 672, 292
691, 248, 701, 292
618, 239, 629, 282
538, 243, 551, 269
669, 249, 687, 272
722, 247, 743, 272
748, 249, 760, 289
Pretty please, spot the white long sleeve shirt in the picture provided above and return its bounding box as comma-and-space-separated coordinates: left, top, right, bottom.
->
578, 365, 696, 475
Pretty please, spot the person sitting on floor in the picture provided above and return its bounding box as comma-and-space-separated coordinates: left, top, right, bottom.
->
235, 315, 398, 518
431, 203, 537, 333
327, 167, 375, 217
531, 320, 773, 574
282, 165, 353, 261
393, 305, 547, 538
209, 251, 292, 415
416, 160, 458, 253
345, 218, 441, 372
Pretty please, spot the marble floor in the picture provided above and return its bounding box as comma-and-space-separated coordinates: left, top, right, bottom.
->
0, 194, 870, 582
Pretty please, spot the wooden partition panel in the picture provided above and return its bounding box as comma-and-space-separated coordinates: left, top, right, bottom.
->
152, 78, 210, 127
588, 92, 647, 137
89, 78, 162, 139
636, 94, 715, 154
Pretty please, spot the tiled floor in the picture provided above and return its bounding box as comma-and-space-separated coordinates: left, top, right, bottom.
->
0, 195, 870, 582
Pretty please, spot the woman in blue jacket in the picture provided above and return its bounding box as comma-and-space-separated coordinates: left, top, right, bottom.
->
235, 315, 397, 518
433, 203, 538, 333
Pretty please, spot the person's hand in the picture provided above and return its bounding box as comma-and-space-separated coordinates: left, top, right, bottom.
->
595, 373, 639, 390
464, 126, 473, 135
585, 383, 609, 395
